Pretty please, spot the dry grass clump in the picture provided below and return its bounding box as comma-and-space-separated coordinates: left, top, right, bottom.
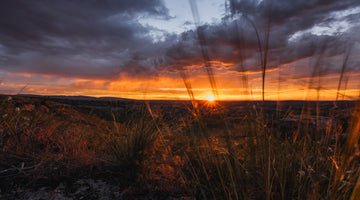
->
0, 96, 115, 192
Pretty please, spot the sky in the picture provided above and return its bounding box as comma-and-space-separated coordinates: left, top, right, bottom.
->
1, 0, 360, 100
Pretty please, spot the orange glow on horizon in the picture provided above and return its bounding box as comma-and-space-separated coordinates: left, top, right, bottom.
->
3, 65, 360, 101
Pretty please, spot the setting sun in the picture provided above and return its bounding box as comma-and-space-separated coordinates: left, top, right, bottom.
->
205, 95, 215, 102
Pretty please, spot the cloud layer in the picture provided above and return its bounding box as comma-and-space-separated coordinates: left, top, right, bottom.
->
0, 0, 359, 99
0, 0, 171, 79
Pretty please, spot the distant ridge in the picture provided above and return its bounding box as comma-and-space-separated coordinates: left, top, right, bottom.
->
17, 94, 135, 102
14, 94, 354, 103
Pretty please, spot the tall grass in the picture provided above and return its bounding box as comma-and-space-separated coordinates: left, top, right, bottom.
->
166, 1, 360, 199
106, 105, 158, 166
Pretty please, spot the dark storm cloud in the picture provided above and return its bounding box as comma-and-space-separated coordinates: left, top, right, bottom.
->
230, 0, 360, 26
161, 0, 360, 76
0, 0, 359, 81
0, 0, 170, 79
162, 22, 344, 74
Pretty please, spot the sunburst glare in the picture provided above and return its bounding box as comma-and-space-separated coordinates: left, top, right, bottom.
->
205, 95, 215, 102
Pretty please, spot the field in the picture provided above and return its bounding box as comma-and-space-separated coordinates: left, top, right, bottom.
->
1, 94, 359, 199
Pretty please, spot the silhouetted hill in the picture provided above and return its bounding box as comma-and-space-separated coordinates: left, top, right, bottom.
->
17, 94, 134, 102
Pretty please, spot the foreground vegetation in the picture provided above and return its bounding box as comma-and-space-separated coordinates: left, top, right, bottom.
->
0, 95, 359, 199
